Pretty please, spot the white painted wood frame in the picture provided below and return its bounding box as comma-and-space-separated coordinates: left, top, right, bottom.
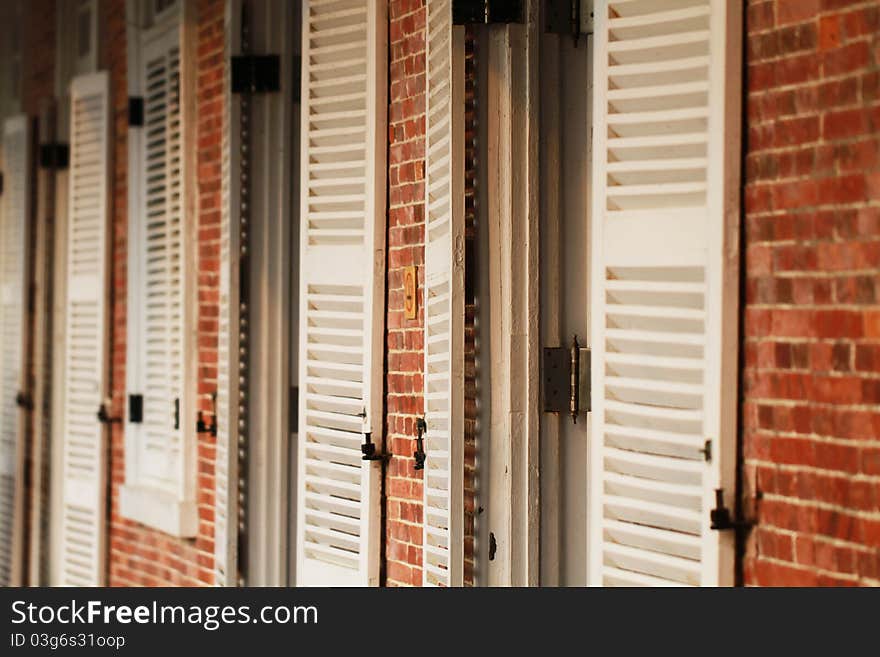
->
587, 0, 742, 587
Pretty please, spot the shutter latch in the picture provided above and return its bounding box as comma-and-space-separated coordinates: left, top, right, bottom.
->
361, 432, 390, 462
542, 335, 591, 423
413, 417, 427, 470
710, 489, 755, 531
97, 400, 122, 424
196, 392, 218, 437
15, 392, 33, 410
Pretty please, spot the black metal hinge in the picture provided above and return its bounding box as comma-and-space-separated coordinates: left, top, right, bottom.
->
231, 54, 281, 94
128, 97, 144, 127
0, 171, 4, 195
128, 394, 144, 423
546, 0, 594, 41
453, 0, 524, 24
39, 143, 70, 170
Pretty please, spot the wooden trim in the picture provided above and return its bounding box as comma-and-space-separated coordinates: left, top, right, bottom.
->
486, 0, 541, 587
704, 0, 742, 587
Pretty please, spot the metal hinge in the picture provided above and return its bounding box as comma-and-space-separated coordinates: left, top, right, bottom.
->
0, 171, 3, 195
231, 54, 280, 94
543, 335, 591, 423
128, 97, 144, 127
39, 142, 69, 169
128, 394, 144, 423
453, 0, 524, 24
546, 0, 594, 42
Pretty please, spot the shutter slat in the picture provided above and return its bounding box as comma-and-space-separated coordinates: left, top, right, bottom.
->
590, 0, 741, 586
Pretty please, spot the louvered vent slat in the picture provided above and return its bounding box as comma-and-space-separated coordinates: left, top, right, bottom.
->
0, 115, 30, 586
421, 0, 463, 588
590, 0, 739, 587
296, 0, 385, 587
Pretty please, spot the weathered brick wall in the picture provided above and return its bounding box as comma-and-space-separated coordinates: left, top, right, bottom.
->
385, 0, 427, 587
106, 0, 223, 587
744, 0, 880, 586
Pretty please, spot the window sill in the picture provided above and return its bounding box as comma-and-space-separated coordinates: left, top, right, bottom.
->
119, 484, 199, 538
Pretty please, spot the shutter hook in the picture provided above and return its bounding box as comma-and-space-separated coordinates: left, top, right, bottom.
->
196, 391, 218, 436
413, 417, 427, 470
361, 432, 389, 462
710, 488, 755, 531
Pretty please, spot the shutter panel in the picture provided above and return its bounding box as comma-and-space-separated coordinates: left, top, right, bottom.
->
295, 0, 387, 587
589, 0, 741, 586
422, 0, 465, 588
139, 26, 184, 491
58, 72, 110, 586
0, 115, 30, 586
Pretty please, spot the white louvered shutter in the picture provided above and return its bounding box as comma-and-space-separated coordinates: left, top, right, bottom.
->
0, 115, 30, 586
57, 72, 110, 586
295, 0, 387, 587
588, 0, 741, 587
422, 0, 464, 588
138, 25, 185, 492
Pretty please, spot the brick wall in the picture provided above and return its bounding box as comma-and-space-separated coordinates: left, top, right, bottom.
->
385, 0, 427, 587
744, 0, 880, 586
106, 0, 223, 587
